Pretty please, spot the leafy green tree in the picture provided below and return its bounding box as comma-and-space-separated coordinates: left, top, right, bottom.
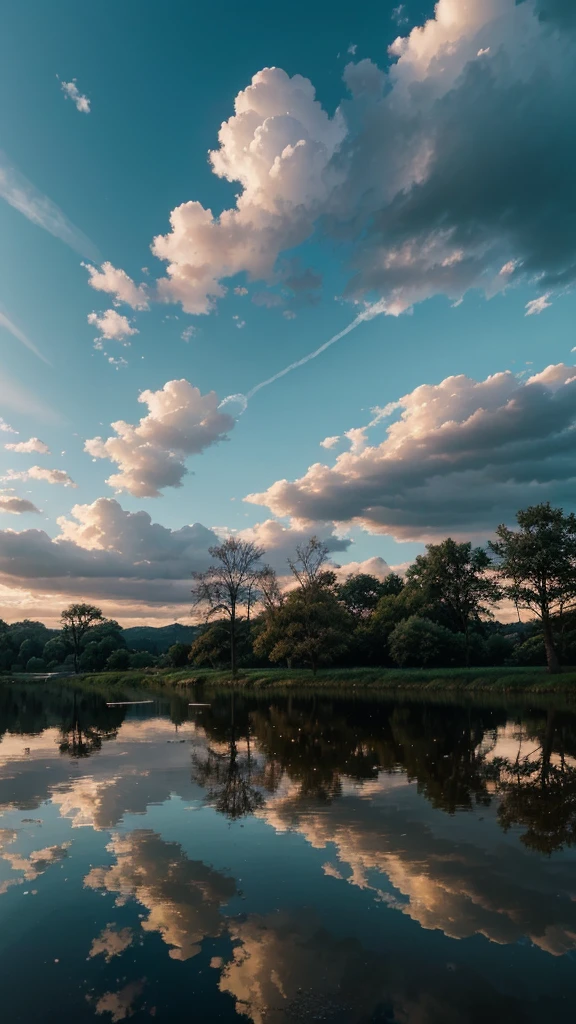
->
79, 635, 124, 672
254, 587, 352, 674
490, 503, 576, 673
105, 648, 131, 671
81, 619, 125, 651
482, 632, 515, 666
60, 604, 104, 673
25, 656, 47, 673
166, 642, 192, 667
189, 620, 254, 669
380, 572, 405, 597
189, 622, 231, 668
335, 574, 389, 620
19, 637, 44, 663
43, 637, 68, 667
407, 538, 500, 665
129, 651, 157, 669
389, 615, 465, 668
192, 538, 267, 678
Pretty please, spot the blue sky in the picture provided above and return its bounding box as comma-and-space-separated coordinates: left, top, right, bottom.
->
0, 0, 575, 623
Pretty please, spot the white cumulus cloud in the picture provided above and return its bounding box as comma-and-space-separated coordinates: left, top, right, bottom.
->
5, 438, 50, 454
151, 67, 345, 314
3, 466, 76, 488
320, 435, 340, 449
84, 379, 235, 497
134, 0, 576, 319
83, 261, 149, 310
87, 309, 138, 344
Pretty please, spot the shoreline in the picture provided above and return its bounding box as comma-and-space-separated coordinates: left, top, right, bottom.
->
4, 664, 576, 696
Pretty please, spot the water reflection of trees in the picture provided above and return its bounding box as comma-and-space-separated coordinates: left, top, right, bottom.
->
486, 710, 576, 853
0, 682, 126, 769
191, 694, 266, 819
58, 692, 124, 758
196, 694, 576, 851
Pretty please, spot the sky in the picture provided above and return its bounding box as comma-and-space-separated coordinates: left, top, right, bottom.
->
0, 0, 575, 625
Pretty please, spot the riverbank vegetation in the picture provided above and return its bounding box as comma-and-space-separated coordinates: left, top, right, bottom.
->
61, 665, 576, 696
2, 502, 576, 684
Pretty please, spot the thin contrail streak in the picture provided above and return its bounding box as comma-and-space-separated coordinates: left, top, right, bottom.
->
0, 311, 51, 364
246, 303, 385, 401
0, 152, 100, 261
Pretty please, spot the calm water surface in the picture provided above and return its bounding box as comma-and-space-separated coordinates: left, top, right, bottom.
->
1, 684, 576, 1022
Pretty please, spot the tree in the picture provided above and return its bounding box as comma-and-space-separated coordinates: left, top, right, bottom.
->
380, 572, 405, 597
254, 587, 352, 674
129, 651, 157, 669
255, 566, 284, 610
407, 538, 500, 666
166, 642, 192, 668
106, 648, 131, 671
191, 538, 266, 678
288, 536, 336, 590
60, 604, 104, 673
335, 573, 388, 620
189, 620, 253, 669
26, 656, 47, 673
191, 694, 265, 819
490, 503, 576, 673
43, 637, 68, 668
389, 615, 465, 669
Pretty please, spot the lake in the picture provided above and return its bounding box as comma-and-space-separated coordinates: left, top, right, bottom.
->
0, 683, 576, 1022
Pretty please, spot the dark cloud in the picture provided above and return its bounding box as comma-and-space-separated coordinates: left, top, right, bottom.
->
0, 496, 40, 515
348, 44, 576, 303
248, 365, 576, 539
0, 497, 351, 611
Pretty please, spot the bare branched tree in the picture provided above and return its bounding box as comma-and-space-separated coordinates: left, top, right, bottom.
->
256, 565, 284, 611
288, 536, 337, 590
191, 537, 266, 677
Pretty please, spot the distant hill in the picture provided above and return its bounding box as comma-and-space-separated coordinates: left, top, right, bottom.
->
123, 623, 200, 654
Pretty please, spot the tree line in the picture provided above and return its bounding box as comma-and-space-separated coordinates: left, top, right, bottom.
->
189, 502, 576, 676
0, 606, 165, 675
1, 501, 575, 677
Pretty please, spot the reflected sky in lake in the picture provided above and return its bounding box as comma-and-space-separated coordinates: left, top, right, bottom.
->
1, 683, 576, 1022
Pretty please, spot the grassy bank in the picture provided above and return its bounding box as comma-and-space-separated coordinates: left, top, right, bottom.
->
31, 663, 576, 695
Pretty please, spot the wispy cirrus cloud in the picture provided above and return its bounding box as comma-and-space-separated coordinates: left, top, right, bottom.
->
525, 293, 552, 316
0, 152, 99, 260
0, 310, 49, 364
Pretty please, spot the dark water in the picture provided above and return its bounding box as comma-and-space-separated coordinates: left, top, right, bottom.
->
1, 685, 576, 1022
